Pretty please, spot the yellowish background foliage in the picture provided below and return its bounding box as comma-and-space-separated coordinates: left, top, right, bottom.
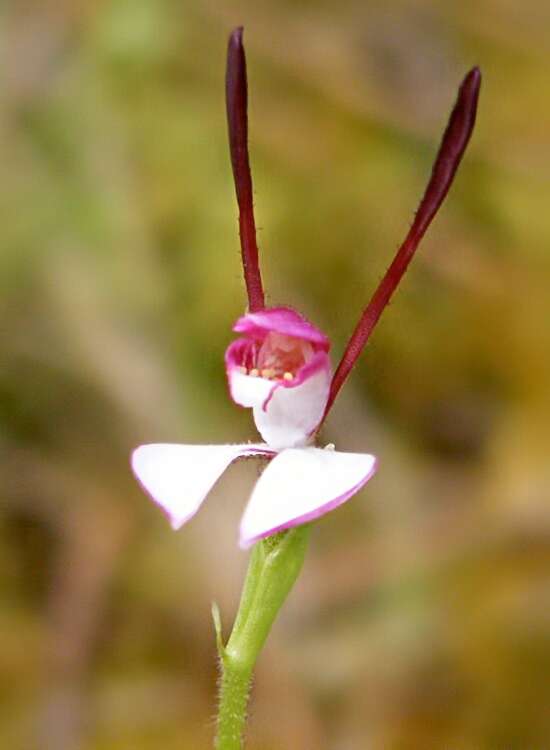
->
1, 1, 549, 748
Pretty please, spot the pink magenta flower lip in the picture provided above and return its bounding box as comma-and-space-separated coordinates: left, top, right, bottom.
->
233, 307, 330, 350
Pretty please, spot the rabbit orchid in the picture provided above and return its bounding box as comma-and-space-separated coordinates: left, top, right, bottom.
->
132, 28, 481, 549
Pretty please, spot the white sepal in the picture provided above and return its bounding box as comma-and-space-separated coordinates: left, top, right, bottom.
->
239, 447, 377, 548
132, 443, 273, 530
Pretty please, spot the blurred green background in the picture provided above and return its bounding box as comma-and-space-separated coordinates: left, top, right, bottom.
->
1, 1, 550, 748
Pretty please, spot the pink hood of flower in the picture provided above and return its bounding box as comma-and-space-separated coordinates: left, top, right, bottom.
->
232, 307, 330, 348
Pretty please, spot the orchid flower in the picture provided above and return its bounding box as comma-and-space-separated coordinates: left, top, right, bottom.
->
131, 28, 481, 551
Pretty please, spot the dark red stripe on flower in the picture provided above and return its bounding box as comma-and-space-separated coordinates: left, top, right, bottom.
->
226, 27, 265, 312
325, 66, 481, 417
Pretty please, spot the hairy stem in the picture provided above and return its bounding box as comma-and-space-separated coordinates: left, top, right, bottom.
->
215, 526, 311, 749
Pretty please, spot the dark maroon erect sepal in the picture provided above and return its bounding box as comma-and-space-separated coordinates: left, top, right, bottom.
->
325, 67, 482, 416
226, 27, 265, 312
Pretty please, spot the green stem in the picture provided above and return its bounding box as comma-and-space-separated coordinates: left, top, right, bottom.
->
215, 525, 311, 749
228, 540, 265, 639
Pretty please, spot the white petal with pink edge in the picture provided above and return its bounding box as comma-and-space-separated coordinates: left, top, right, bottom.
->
239, 446, 378, 548
131, 443, 274, 530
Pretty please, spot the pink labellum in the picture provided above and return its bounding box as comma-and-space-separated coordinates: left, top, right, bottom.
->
239, 447, 378, 548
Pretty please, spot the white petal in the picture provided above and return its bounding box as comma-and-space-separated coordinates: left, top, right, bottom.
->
132, 443, 273, 530
229, 370, 274, 408
252, 366, 331, 450
239, 447, 378, 548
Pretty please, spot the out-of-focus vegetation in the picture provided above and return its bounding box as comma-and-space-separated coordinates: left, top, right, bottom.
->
1, 1, 550, 748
